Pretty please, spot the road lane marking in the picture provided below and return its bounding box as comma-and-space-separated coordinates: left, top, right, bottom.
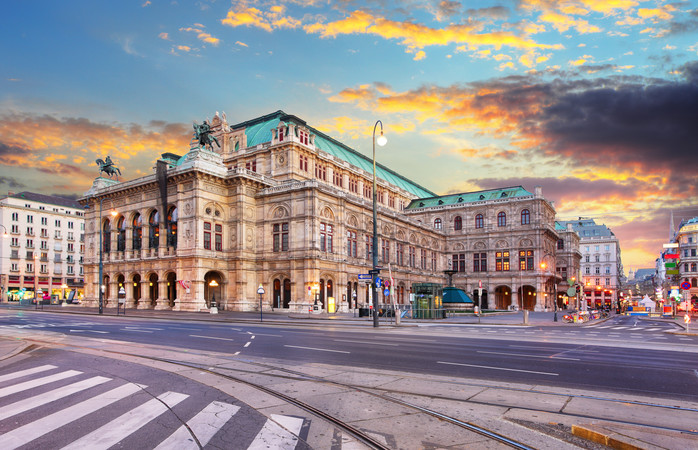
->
0, 370, 82, 398
0, 383, 143, 449
0, 365, 56, 383
0, 376, 111, 421
62, 391, 189, 450
124, 326, 163, 331
69, 330, 108, 334
155, 401, 240, 450
284, 345, 350, 354
334, 339, 399, 346
121, 329, 152, 333
438, 361, 558, 376
244, 342, 251, 347
189, 335, 235, 342
477, 351, 579, 361
248, 414, 303, 450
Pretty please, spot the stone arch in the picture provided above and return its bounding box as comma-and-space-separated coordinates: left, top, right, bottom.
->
474, 241, 487, 250
519, 238, 534, 247
347, 214, 359, 228
320, 206, 335, 221
495, 239, 509, 249
454, 242, 465, 251
409, 233, 418, 244
382, 225, 392, 236
270, 204, 290, 219
202, 201, 226, 220
396, 229, 405, 241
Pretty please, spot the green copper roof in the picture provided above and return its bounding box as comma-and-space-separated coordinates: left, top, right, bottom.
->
232, 111, 435, 198
405, 186, 533, 210
443, 287, 473, 304
555, 221, 566, 231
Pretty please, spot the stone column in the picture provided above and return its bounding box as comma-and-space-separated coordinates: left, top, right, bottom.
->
154, 280, 171, 310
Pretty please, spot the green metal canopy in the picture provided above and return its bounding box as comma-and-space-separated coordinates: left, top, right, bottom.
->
443, 287, 474, 303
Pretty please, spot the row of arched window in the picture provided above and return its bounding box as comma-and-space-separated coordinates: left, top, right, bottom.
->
435, 209, 531, 231
102, 206, 178, 253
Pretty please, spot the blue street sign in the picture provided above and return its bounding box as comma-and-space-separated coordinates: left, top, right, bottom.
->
358, 274, 372, 280
383, 288, 390, 296
375, 277, 382, 288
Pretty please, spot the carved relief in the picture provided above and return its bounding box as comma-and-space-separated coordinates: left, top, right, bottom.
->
474, 241, 487, 250
245, 207, 254, 220
519, 238, 533, 247
184, 182, 194, 191
184, 201, 193, 216
454, 242, 465, 251
246, 229, 254, 249
495, 240, 509, 249
273, 206, 288, 218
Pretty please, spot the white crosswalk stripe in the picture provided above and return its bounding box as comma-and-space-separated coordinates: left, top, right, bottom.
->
0, 366, 305, 449
62, 391, 189, 450
155, 400, 241, 449
0, 364, 57, 383
248, 414, 304, 449
0, 382, 143, 450
0, 370, 82, 399
0, 376, 111, 421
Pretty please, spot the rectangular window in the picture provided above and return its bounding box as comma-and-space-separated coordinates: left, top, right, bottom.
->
11, 212, 18, 221
67, 243, 74, 252
420, 249, 427, 270
377, 190, 384, 204
365, 235, 373, 260
363, 184, 372, 199
333, 171, 343, 188
68, 221, 74, 229
299, 155, 308, 172
431, 251, 436, 271
381, 239, 389, 262
214, 224, 222, 251
473, 253, 487, 272
409, 246, 415, 267
519, 250, 534, 270
26, 227, 34, 236
315, 163, 327, 181
245, 160, 257, 172
27, 215, 34, 224
453, 253, 465, 272
347, 230, 357, 258
496, 251, 510, 271
203, 222, 211, 250
320, 223, 333, 253
349, 178, 358, 194
273, 222, 289, 252
396, 243, 404, 266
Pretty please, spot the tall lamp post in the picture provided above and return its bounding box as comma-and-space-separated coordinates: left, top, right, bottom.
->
371, 120, 387, 328
95, 198, 116, 315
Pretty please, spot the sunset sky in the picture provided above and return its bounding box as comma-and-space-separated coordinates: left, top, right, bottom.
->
2, 0, 698, 273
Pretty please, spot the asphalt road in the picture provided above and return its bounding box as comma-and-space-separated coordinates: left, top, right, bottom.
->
0, 310, 695, 401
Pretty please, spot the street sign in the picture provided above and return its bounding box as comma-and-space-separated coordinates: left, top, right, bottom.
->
384, 288, 390, 296
358, 274, 372, 280
685, 314, 691, 324
375, 277, 382, 288
681, 281, 691, 290
566, 287, 576, 297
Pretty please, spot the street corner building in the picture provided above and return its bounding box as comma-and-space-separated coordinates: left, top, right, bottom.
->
78, 110, 582, 313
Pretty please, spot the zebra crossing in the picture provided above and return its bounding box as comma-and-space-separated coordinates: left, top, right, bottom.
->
586, 324, 671, 332
0, 364, 306, 449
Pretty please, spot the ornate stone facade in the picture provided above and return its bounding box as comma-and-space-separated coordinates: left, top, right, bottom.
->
79, 111, 579, 312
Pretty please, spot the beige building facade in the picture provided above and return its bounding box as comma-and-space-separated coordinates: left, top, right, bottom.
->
80, 111, 579, 313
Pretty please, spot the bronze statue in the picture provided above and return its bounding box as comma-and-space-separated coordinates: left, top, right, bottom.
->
193, 120, 220, 150
96, 155, 121, 180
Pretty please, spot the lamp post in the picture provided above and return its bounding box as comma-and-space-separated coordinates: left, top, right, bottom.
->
257, 284, 265, 322
371, 120, 387, 328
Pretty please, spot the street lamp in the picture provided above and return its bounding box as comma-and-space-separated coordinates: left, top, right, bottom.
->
371, 120, 387, 328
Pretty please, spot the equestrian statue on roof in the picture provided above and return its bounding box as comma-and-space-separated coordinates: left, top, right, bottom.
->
193, 120, 220, 150
96, 155, 121, 180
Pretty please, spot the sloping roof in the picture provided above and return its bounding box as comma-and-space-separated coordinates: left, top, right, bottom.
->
558, 218, 615, 238
5, 191, 82, 209
443, 287, 474, 303
231, 111, 435, 198
405, 186, 533, 210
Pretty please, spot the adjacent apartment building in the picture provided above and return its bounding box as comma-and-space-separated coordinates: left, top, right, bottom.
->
0, 192, 85, 302
675, 216, 698, 304
557, 218, 624, 307
79, 110, 580, 313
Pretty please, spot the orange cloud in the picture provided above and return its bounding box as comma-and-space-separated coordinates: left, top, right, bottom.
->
179, 26, 220, 46
221, 4, 300, 32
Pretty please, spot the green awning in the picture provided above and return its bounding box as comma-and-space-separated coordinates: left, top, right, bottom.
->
443, 287, 473, 303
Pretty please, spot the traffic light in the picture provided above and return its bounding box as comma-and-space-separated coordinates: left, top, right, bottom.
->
576, 284, 580, 294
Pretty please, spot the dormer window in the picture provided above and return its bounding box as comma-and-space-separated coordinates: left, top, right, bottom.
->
298, 129, 309, 146
501, 192, 508, 198
479, 195, 485, 200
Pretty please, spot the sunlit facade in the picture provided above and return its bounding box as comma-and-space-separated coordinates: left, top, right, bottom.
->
558, 218, 623, 308
80, 111, 578, 312
0, 192, 85, 303
675, 217, 698, 305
